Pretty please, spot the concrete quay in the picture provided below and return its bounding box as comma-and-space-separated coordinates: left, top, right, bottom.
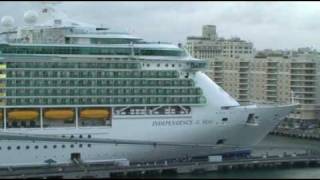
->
1, 153, 320, 179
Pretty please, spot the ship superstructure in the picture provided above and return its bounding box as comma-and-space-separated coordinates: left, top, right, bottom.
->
0, 4, 297, 167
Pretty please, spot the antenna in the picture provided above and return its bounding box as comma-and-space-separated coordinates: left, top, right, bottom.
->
39, 1, 61, 14
38, 1, 61, 14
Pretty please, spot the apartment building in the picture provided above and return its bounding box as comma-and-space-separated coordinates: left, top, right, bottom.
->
185, 25, 254, 59
207, 52, 320, 122
185, 25, 319, 123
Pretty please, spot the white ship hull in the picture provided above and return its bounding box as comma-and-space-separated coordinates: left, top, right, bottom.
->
0, 72, 296, 167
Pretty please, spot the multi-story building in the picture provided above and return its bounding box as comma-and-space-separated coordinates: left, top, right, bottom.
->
207, 57, 250, 102
186, 26, 319, 124
207, 51, 320, 123
185, 25, 254, 59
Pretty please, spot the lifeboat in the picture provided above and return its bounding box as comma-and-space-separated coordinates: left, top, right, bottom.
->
80, 109, 110, 120
8, 110, 38, 121
44, 109, 74, 121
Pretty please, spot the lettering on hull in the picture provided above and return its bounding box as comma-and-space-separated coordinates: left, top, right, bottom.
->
152, 119, 213, 127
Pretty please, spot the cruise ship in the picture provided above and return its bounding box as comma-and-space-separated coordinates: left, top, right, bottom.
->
0, 4, 297, 167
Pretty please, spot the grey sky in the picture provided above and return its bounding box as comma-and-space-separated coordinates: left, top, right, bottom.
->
1, 1, 320, 50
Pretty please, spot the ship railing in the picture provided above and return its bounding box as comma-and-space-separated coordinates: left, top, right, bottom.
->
142, 41, 172, 45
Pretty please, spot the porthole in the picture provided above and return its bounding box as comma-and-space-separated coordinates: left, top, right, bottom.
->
88, 144, 91, 148
79, 135, 83, 139
16, 146, 20, 150
157, 64, 160, 67
70, 135, 74, 139
70, 144, 74, 148
88, 135, 91, 139
53, 145, 57, 149
0, 147, 1, 150
165, 64, 168, 67
62, 144, 65, 148
7, 146, 11, 150
44, 145, 47, 149
79, 144, 83, 148
26, 146, 30, 150
35, 145, 39, 149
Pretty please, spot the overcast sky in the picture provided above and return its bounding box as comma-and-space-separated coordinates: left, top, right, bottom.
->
1, 1, 320, 50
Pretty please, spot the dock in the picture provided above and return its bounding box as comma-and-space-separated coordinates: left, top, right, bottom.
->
1, 153, 320, 179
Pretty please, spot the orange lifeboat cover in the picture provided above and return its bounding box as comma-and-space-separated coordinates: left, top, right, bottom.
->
8, 111, 39, 121
44, 109, 74, 120
80, 109, 110, 120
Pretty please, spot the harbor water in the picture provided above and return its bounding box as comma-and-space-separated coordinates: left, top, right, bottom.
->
162, 167, 320, 179
159, 134, 320, 179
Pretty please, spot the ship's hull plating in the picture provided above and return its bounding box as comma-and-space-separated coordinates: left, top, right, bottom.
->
0, 104, 295, 167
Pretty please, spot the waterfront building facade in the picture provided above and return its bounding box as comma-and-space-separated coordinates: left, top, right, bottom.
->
185, 25, 319, 123
206, 52, 320, 123
185, 25, 254, 59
